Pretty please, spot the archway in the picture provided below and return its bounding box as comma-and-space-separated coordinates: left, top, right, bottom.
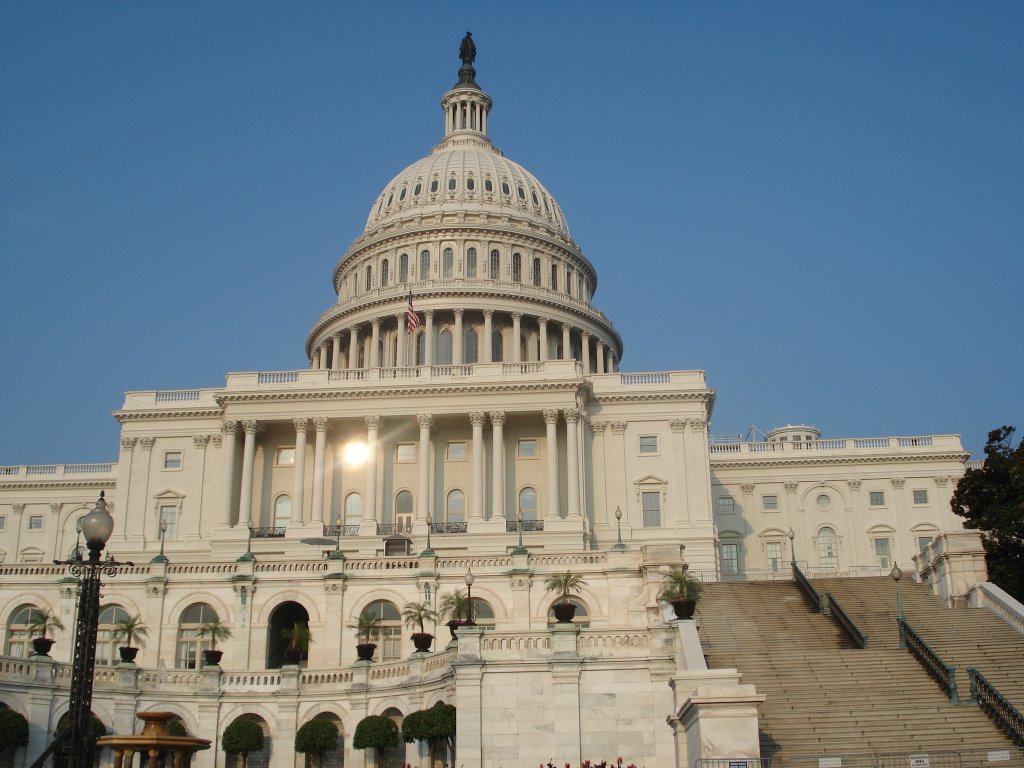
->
266, 602, 310, 668
223, 715, 270, 768
378, 708, 405, 768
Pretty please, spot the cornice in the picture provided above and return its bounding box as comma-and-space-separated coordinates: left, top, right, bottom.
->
591, 392, 713, 405
114, 409, 224, 424
215, 380, 586, 405
0, 479, 116, 491
709, 452, 970, 470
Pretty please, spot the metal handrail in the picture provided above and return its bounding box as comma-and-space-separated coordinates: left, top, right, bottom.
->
968, 667, 1024, 745
28, 727, 69, 768
771, 747, 1024, 768
825, 592, 869, 648
792, 562, 824, 613
901, 619, 959, 704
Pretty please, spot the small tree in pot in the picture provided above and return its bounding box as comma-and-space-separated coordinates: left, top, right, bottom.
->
111, 613, 149, 663
352, 715, 399, 751
658, 567, 704, 619
348, 612, 382, 661
401, 600, 438, 653
544, 572, 589, 623
281, 622, 312, 665
197, 619, 232, 666
438, 590, 472, 639
222, 719, 264, 768
27, 609, 64, 656
294, 718, 338, 768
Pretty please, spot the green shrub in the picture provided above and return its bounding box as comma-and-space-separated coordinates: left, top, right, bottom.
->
0, 709, 29, 751
222, 719, 264, 768
294, 719, 338, 768
352, 715, 399, 750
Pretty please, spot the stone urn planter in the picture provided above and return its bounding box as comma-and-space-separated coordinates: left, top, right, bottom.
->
202, 649, 223, 666
118, 646, 140, 663
356, 643, 376, 661
411, 632, 433, 653
669, 598, 697, 620
552, 603, 577, 623
31, 637, 55, 656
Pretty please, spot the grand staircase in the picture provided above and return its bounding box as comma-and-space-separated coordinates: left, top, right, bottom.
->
694, 578, 1021, 760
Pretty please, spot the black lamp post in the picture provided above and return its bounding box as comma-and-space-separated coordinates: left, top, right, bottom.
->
151, 520, 168, 564
328, 516, 345, 560
612, 506, 626, 551
788, 528, 796, 566
55, 491, 132, 768
463, 569, 476, 626
511, 510, 527, 555
421, 514, 435, 556
891, 563, 906, 648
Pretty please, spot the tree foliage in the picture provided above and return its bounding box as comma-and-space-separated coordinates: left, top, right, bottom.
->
166, 719, 188, 737
952, 426, 1024, 601
543, 571, 589, 604
294, 719, 338, 767
352, 715, 399, 750
657, 568, 704, 602
0, 708, 29, 751
55, 711, 106, 740
222, 718, 264, 768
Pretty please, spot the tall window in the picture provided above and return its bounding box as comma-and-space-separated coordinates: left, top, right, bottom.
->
550, 263, 558, 291
469, 599, 495, 628
344, 493, 362, 527
176, 603, 219, 669
874, 538, 892, 570
532, 257, 541, 286
159, 505, 178, 540
380, 259, 389, 288
274, 495, 292, 527
720, 542, 739, 575
438, 330, 453, 365
446, 489, 466, 522
817, 527, 839, 570
414, 331, 425, 365
641, 491, 661, 527
96, 605, 130, 666
360, 601, 401, 661
565, 267, 574, 295
492, 330, 503, 362
512, 253, 522, 282
465, 328, 479, 363
5, 605, 38, 657
399, 253, 409, 282
442, 248, 454, 278
518, 487, 538, 520
466, 247, 477, 277
766, 542, 783, 573
395, 491, 413, 532
489, 249, 500, 279
420, 250, 431, 280
364, 265, 373, 291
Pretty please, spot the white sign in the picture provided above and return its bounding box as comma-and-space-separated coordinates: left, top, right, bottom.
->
987, 751, 1011, 763
819, 758, 843, 768
728, 761, 748, 768
909, 755, 930, 768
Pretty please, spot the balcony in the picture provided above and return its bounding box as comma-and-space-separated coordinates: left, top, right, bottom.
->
707, 434, 965, 462
0, 463, 116, 482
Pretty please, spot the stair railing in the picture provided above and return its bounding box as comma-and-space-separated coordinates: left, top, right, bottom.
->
968, 667, 1024, 745
792, 562, 824, 613
900, 619, 959, 704
825, 592, 869, 648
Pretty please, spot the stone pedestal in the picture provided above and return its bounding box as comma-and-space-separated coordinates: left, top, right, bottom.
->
914, 530, 988, 607
670, 671, 765, 766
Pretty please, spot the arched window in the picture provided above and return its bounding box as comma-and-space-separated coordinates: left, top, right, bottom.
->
518, 487, 538, 520
442, 248, 454, 278
399, 253, 409, 283
532, 257, 541, 286
438, 330, 453, 365
489, 249, 500, 279
447, 177, 457, 191
274, 495, 292, 527
565, 267, 574, 296
547, 599, 590, 628
817, 527, 839, 571
420, 250, 431, 280
414, 331, 425, 365
395, 491, 413, 532
96, 605, 130, 666
492, 330, 504, 362
469, 598, 495, 628
720, 537, 741, 576
466, 247, 477, 277
365, 265, 373, 291
5, 604, 39, 657
512, 253, 522, 282
344, 493, 362, 527
550, 263, 558, 291
389, 335, 397, 367
380, 259, 389, 288
446, 489, 465, 523
176, 603, 220, 669
465, 328, 479, 364
360, 600, 401, 661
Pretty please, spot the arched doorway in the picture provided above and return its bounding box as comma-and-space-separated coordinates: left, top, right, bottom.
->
299, 713, 344, 768
266, 601, 310, 668
378, 708, 405, 768
222, 715, 271, 768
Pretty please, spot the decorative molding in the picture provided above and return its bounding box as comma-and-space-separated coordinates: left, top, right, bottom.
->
120, 437, 137, 451
469, 411, 487, 428
139, 437, 156, 451
709, 453, 969, 470
193, 435, 210, 450
784, 481, 799, 493
489, 411, 507, 427
669, 419, 687, 433
417, 413, 434, 430
542, 409, 560, 425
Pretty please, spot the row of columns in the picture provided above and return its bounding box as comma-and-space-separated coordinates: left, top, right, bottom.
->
219, 409, 584, 529
311, 311, 617, 373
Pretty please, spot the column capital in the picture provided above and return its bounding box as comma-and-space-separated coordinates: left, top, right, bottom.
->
588, 420, 607, 435
847, 479, 862, 491
139, 437, 156, 451
740, 483, 755, 495
596, 339, 605, 348
542, 409, 560, 425
365, 414, 382, 430
563, 408, 581, 425
934, 475, 950, 487
417, 413, 434, 429
333, 331, 343, 341
193, 434, 211, 450
210, 433, 223, 448
688, 418, 707, 432
12, 503, 25, 515
222, 420, 240, 436
371, 318, 381, 329
293, 417, 309, 434
395, 312, 404, 322
784, 481, 799, 494
454, 308, 465, 319
312, 417, 329, 432
511, 311, 523, 321
483, 309, 494, 319
425, 309, 435, 320
469, 411, 487, 428
669, 419, 687, 433
891, 477, 906, 489
561, 322, 572, 332
120, 436, 137, 450
609, 421, 628, 435
580, 330, 591, 340
241, 420, 259, 435
50, 502, 61, 515
489, 410, 506, 427
537, 315, 549, 325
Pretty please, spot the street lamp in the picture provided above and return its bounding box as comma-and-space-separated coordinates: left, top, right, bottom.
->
463, 569, 476, 626
237, 522, 255, 562
151, 520, 168, 564
612, 507, 626, 551
55, 491, 132, 768
511, 510, 527, 555
788, 528, 796, 566
421, 514, 435, 557
328, 516, 345, 560
891, 563, 906, 648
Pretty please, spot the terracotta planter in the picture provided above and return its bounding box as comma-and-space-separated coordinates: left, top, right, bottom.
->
118, 646, 140, 663
355, 643, 377, 661
669, 598, 697, 620
552, 602, 577, 623
411, 633, 433, 653
202, 649, 223, 666
31, 637, 55, 657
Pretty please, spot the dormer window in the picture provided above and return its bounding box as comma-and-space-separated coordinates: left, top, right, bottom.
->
430, 179, 439, 192
501, 181, 510, 196
414, 183, 422, 196
387, 193, 393, 206
485, 179, 493, 192
448, 177, 457, 191
466, 177, 475, 191
399, 187, 407, 201
517, 185, 525, 200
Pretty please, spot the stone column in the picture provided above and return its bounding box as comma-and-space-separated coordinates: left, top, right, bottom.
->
596, 340, 606, 373
310, 417, 329, 525
544, 409, 561, 519
511, 312, 522, 363
321, 340, 331, 369
238, 420, 259, 527
609, 422, 628, 523
220, 421, 239, 526
116, 436, 136, 539
607, 349, 615, 372
669, 419, 690, 526
348, 326, 359, 370
589, 421, 608, 529
846, 479, 864, 566
363, 415, 381, 529
425, 310, 434, 366
483, 309, 493, 362
292, 419, 308, 524
331, 333, 342, 370
581, 331, 591, 373
369, 318, 381, 368
470, 412, 486, 520
417, 414, 432, 521
784, 481, 800, 561
565, 409, 581, 518
538, 316, 549, 362
561, 324, 572, 360
490, 411, 506, 521
454, 309, 464, 364
395, 313, 406, 367
891, 477, 907, 564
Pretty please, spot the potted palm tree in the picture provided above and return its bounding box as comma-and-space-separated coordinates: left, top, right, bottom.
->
544, 571, 589, 623
658, 567, 704, 619
402, 600, 438, 653
111, 613, 149, 663
348, 613, 381, 661
438, 590, 472, 640
197, 619, 232, 666
281, 622, 312, 665
28, 608, 64, 656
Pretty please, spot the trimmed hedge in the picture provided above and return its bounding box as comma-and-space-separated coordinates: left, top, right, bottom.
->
352, 715, 399, 750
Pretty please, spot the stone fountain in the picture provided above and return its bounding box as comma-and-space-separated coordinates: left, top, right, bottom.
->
96, 711, 210, 768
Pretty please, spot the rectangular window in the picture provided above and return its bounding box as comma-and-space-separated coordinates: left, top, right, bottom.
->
518, 439, 538, 459
717, 496, 735, 514
721, 543, 739, 575
638, 436, 658, 455
869, 491, 886, 507
918, 536, 933, 553
641, 491, 661, 527
159, 505, 178, 540
28, 515, 43, 530
276, 447, 295, 467
396, 443, 416, 462
874, 538, 892, 570
766, 542, 783, 572
912, 490, 928, 505
0, 516, 5, 532
446, 441, 466, 461
163, 451, 183, 470
762, 495, 779, 511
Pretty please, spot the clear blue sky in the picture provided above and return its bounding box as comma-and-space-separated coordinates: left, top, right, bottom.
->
1, 2, 1021, 465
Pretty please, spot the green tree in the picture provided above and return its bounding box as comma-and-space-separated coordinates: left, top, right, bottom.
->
222, 719, 264, 768
952, 426, 1024, 601
294, 719, 338, 768
543, 571, 588, 605
352, 715, 399, 750
0, 708, 29, 752
111, 613, 149, 648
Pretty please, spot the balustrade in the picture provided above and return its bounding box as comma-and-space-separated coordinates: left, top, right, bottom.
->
251, 526, 286, 538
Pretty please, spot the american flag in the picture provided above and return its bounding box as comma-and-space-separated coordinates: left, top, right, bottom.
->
405, 290, 421, 333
